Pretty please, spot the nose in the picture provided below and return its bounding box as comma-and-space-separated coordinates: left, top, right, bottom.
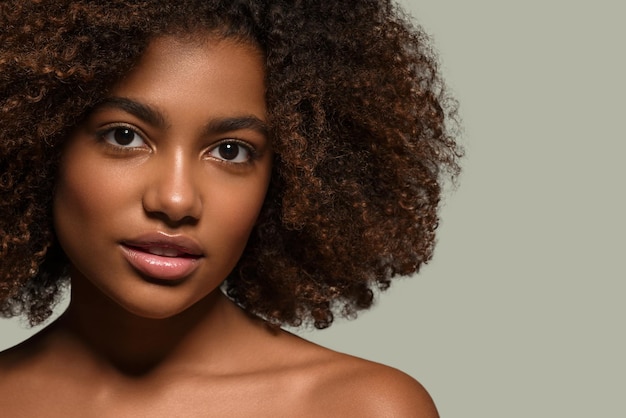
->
142, 149, 203, 224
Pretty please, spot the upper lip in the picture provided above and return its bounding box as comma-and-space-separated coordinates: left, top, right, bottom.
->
121, 232, 204, 257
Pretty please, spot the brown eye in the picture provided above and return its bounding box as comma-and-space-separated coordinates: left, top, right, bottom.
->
209, 141, 253, 163
113, 128, 136, 145
218, 143, 240, 160
101, 126, 146, 148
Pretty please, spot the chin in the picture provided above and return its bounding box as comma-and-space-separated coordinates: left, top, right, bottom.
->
104, 284, 218, 321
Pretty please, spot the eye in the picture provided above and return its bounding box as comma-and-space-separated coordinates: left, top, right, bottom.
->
208, 141, 254, 163
100, 126, 146, 148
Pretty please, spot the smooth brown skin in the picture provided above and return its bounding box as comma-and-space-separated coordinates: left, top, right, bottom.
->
0, 36, 438, 417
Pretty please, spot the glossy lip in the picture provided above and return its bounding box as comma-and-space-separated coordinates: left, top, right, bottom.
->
120, 232, 204, 282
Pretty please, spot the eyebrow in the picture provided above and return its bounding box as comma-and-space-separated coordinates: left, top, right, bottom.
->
204, 115, 268, 138
97, 97, 168, 129
95, 96, 268, 137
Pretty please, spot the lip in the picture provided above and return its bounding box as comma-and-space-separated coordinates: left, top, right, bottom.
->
120, 232, 204, 281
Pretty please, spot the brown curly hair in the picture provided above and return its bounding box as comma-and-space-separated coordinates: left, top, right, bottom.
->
0, 0, 460, 329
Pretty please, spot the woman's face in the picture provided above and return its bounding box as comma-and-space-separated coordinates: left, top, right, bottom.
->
53, 35, 272, 318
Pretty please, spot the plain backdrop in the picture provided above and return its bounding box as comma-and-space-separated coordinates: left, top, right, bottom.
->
1, 1, 624, 417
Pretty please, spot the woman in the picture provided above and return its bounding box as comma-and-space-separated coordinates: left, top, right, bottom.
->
0, 0, 460, 415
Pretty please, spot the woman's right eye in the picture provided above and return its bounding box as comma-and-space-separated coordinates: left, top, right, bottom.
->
100, 126, 146, 148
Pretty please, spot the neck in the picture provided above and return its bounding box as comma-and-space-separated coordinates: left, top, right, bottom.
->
61, 276, 240, 377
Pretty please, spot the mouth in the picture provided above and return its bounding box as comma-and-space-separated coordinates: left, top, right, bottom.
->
120, 233, 204, 282
125, 244, 201, 258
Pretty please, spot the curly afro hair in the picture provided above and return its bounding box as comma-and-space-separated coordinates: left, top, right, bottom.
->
0, 0, 461, 329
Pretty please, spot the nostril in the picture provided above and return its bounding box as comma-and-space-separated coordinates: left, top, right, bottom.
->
142, 184, 202, 225
143, 210, 200, 227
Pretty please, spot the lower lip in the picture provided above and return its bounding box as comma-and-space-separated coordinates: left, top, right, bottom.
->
120, 245, 201, 281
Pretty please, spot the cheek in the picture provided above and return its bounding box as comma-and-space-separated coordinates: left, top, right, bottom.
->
55, 170, 94, 220
55, 166, 103, 227
209, 174, 271, 244
53, 160, 97, 272
53, 153, 132, 247
222, 185, 267, 234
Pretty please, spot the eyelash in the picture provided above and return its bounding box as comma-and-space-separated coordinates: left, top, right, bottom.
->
95, 125, 258, 164
205, 139, 257, 165
96, 124, 148, 151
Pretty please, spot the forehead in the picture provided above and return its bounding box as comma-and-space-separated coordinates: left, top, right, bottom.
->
119, 34, 264, 86
108, 35, 267, 120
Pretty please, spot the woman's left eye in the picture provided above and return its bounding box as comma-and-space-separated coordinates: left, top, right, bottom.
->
208, 141, 253, 163
100, 127, 146, 148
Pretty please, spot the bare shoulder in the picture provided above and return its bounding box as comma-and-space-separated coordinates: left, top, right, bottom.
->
0, 326, 57, 382
0, 333, 40, 375
0, 331, 48, 408
357, 361, 439, 417
277, 333, 438, 417
315, 352, 438, 417
0, 322, 73, 389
